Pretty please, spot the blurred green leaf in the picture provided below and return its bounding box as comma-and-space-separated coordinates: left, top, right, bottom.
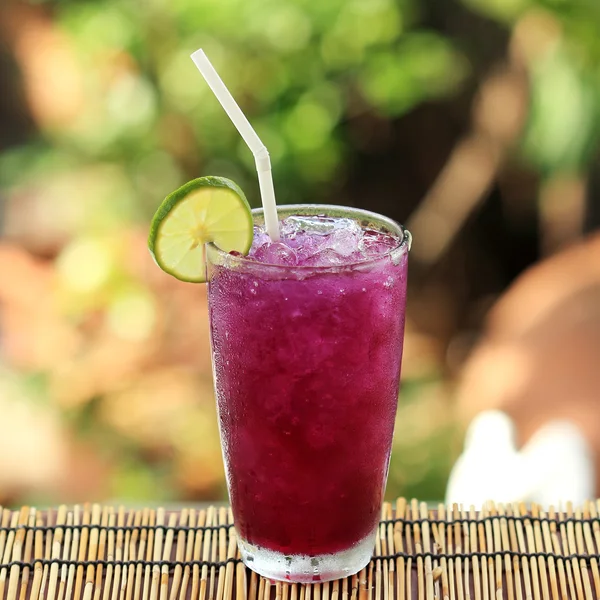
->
360, 33, 468, 116
521, 49, 600, 173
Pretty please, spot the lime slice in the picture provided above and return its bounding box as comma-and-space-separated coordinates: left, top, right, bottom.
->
148, 176, 253, 282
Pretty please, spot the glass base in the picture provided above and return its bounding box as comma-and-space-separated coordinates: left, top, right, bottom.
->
237, 531, 376, 583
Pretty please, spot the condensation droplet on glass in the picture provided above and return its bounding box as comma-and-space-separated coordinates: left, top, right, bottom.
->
253, 281, 258, 287
362, 288, 367, 292
250, 288, 257, 295
317, 290, 323, 295
284, 297, 288, 301
383, 276, 394, 288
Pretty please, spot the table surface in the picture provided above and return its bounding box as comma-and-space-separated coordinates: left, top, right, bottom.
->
0, 497, 597, 600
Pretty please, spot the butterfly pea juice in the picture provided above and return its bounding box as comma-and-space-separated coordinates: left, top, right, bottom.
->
207, 205, 409, 582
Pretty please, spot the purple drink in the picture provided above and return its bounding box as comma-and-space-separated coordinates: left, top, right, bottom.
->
207, 205, 410, 582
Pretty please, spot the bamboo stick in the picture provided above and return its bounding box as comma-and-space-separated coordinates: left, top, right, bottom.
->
537, 508, 559, 600
199, 508, 214, 600
160, 513, 178, 600
404, 502, 413, 600
496, 504, 514, 600
451, 505, 463, 600
93, 507, 109, 600
143, 510, 157, 600
394, 498, 406, 600
118, 509, 136, 600
384, 504, 394, 600
19, 508, 37, 600
46, 505, 67, 600
563, 503, 588, 600
411, 499, 424, 600
467, 507, 480, 600
505, 505, 523, 600
0, 508, 14, 600
582, 502, 600, 599
82, 505, 102, 600
40, 507, 54, 600
150, 508, 166, 600
430, 514, 440, 600
512, 503, 533, 600
209, 508, 219, 600
133, 509, 150, 600
421, 503, 434, 600
7, 506, 30, 600
125, 511, 142, 600
529, 505, 549, 600
179, 509, 196, 600
74, 505, 91, 600
216, 508, 228, 600
0, 509, 19, 600
224, 516, 241, 600
30, 510, 45, 600
445, 505, 455, 600
476, 506, 488, 600
590, 502, 600, 563
548, 505, 570, 600
170, 509, 189, 600
58, 511, 74, 600
488, 503, 503, 600
481, 503, 494, 600
436, 505, 449, 600
573, 507, 593, 600
379, 504, 389, 600
375, 508, 383, 600
343, 566, 350, 600
559, 504, 583, 600
108, 507, 124, 600
65, 506, 82, 600
236, 537, 247, 600
102, 508, 116, 600
350, 572, 359, 600
518, 503, 541, 600
257, 574, 266, 600
458, 506, 470, 600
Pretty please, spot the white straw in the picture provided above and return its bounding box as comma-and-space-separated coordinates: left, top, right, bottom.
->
190, 49, 280, 242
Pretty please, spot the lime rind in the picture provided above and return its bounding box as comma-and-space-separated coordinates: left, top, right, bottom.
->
148, 176, 253, 283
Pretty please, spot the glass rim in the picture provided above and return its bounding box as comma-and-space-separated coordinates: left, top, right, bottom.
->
206, 204, 411, 272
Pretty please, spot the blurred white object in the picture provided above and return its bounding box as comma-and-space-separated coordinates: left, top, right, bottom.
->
446, 410, 595, 507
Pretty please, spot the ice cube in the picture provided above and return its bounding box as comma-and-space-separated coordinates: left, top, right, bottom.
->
289, 236, 324, 263
253, 242, 298, 266
358, 230, 398, 258
250, 229, 271, 254
333, 218, 362, 233
326, 229, 361, 256
346, 251, 368, 263
303, 249, 346, 267
282, 216, 358, 237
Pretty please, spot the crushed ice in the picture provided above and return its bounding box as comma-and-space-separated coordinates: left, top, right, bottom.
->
247, 215, 399, 267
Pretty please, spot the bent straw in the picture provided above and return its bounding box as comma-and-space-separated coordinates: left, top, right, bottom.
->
191, 49, 280, 241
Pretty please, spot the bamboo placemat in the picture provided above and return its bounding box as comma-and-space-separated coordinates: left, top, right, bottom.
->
0, 498, 599, 600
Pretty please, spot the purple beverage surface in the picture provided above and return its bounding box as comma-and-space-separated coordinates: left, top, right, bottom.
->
209, 216, 407, 557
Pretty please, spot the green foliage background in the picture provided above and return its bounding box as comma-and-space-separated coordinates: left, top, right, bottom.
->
0, 0, 599, 504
